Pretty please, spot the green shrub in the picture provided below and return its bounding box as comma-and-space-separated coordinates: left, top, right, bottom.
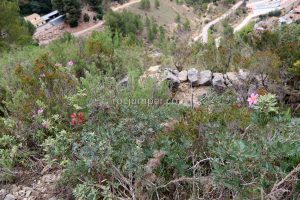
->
83, 13, 90, 22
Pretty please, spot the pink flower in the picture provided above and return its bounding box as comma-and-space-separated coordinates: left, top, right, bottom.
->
67, 60, 74, 66
247, 93, 258, 106
37, 108, 44, 115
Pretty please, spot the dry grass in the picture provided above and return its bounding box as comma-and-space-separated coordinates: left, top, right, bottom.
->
124, 0, 201, 33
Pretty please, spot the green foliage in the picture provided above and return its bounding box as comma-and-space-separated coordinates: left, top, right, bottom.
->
252, 93, 279, 125
146, 17, 159, 42
73, 183, 99, 200
1, 6, 300, 199
0, 0, 32, 52
19, 0, 52, 16
52, 0, 81, 27
0, 134, 19, 182
183, 18, 191, 31
86, 0, 104, 19
140, 0, 151, 10
155, 0, 160, 9
289, 60, 300, 76
237, 21, 255, 43
83, 13, 90, 22
105, 10, 143, 38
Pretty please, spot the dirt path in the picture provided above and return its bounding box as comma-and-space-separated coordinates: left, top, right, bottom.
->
111, 0, 141, 11
193, 1, 243, 43
73, 0, 141, 37
233, 13, 257, 33
73, 21, 105, 37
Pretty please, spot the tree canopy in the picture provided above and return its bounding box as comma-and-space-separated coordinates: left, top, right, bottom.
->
0, 0, 32, 52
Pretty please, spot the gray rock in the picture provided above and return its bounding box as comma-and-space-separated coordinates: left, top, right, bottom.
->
18, 190, 26, 197
225, 72, 241, 86
212, 73, 226, 91
238, 69, 250, 81
187, 68, 199, 86
254, 74, 268, 87
198, 70, 212, 86
118, 76, 129, 86
166, 68, 179, 76
25, 190, 32, 198
0, 189, 7, 199
178, 70, 188, 82
248, 84, 258, 96
4, 194, 16, 200
165, 71, 180, 90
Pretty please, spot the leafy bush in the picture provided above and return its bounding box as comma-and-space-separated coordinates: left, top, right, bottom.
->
252, 93, 279, 124
105, 10, 143, 38
83, 13, 90, 22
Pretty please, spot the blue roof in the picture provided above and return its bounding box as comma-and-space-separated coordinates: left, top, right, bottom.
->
49, 15, 65, 26
42, 10, 59, 21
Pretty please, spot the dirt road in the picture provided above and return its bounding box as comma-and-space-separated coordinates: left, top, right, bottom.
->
193, 1, 243, 43
73, 0, 141, 37
112, 0, 141, 11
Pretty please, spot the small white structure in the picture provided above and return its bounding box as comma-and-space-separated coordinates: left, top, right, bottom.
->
24, 13, 46, 27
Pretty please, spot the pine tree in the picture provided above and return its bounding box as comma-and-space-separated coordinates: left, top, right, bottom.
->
63, 0, 81, 27
51, 0, 64, 12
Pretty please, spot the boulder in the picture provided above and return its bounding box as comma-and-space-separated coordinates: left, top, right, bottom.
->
0, 189, 7, 200
187, 68, 199, 86
178, 70, 188, 82
165, 71, 180, 90
198, 70, 212, 86
4, 194, 16, 200
212, 73, 226, 91
225, 72, 241, 87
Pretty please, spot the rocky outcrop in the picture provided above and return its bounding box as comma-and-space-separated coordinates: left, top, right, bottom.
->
139, 66, 275, 107
1, 170, 62, 200
140, 66, 257, 90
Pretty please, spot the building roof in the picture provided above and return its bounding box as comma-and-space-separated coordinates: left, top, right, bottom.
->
42, 10, 59, 21
24, 13, 45, 26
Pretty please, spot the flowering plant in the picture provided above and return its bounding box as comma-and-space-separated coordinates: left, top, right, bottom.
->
247, 93, 258, 106
67, 60, 74, 66
70, 112, 85, 126
250, 93, 279, 125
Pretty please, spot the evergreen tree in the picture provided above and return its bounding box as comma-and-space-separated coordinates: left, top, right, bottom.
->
87, 0, 104, 19
52, 0, 81, 27
51, 0, 64, 12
